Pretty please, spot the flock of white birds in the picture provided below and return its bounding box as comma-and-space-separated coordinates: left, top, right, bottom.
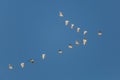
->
8, 11, 102, 70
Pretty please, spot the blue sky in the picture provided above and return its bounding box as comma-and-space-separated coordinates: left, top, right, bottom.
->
0, 0, 120, 80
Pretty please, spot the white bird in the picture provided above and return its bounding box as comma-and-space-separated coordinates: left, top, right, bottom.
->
98, 31, 102, 36
76, 27, 80, 32
71, 24, 74, 29
59, 11, 63, 17
29, 59, 34, 63
20, 62, 25, 68
82, 38, 87, 45
68, 44, 73, 48
58, 49, 63, 54
8, 64, 13, 70
83, 30, 87, 35
75, 40, 79, 46
65, 20, 69, 26
42, 53, 46, 60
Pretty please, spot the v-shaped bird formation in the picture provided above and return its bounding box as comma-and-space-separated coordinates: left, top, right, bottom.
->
8, 11, 102, 70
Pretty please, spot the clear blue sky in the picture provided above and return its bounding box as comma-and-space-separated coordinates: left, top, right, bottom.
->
0, 0, 120, 80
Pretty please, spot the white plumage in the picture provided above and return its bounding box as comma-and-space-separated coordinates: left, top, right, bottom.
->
68, 44, 73, 48
75, 40, 79, 46
83, 38, 87, 45
59, 11, 63, 17
20, 62, 25, 68
58, 49, 63, 54
65, 20, 69, 26
98, 31, 102, 36
8, 64, 13, 70
42, 53, 46, 60
83, 30, 87, 35
71, 24, 74, 29
76, 27, 80, 32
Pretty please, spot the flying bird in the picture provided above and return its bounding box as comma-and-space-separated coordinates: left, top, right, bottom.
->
29, 59, 34, 63
83, 30, 87, 35
20, 62, 25, 68
8, 64, 13, 70
42, 53, 46, 60
68, 44, 73, 48
98, 31, 102, 36
71, 24, 74, 29
76, 27, 80, 32
58, 49, 63, 54
65, 20, 69, 26
75, 40, 79, 46
82, 38, 87, 45
59, 11, 63, 17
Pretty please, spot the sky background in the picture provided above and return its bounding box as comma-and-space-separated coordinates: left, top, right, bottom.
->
0, 0, 120, 80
